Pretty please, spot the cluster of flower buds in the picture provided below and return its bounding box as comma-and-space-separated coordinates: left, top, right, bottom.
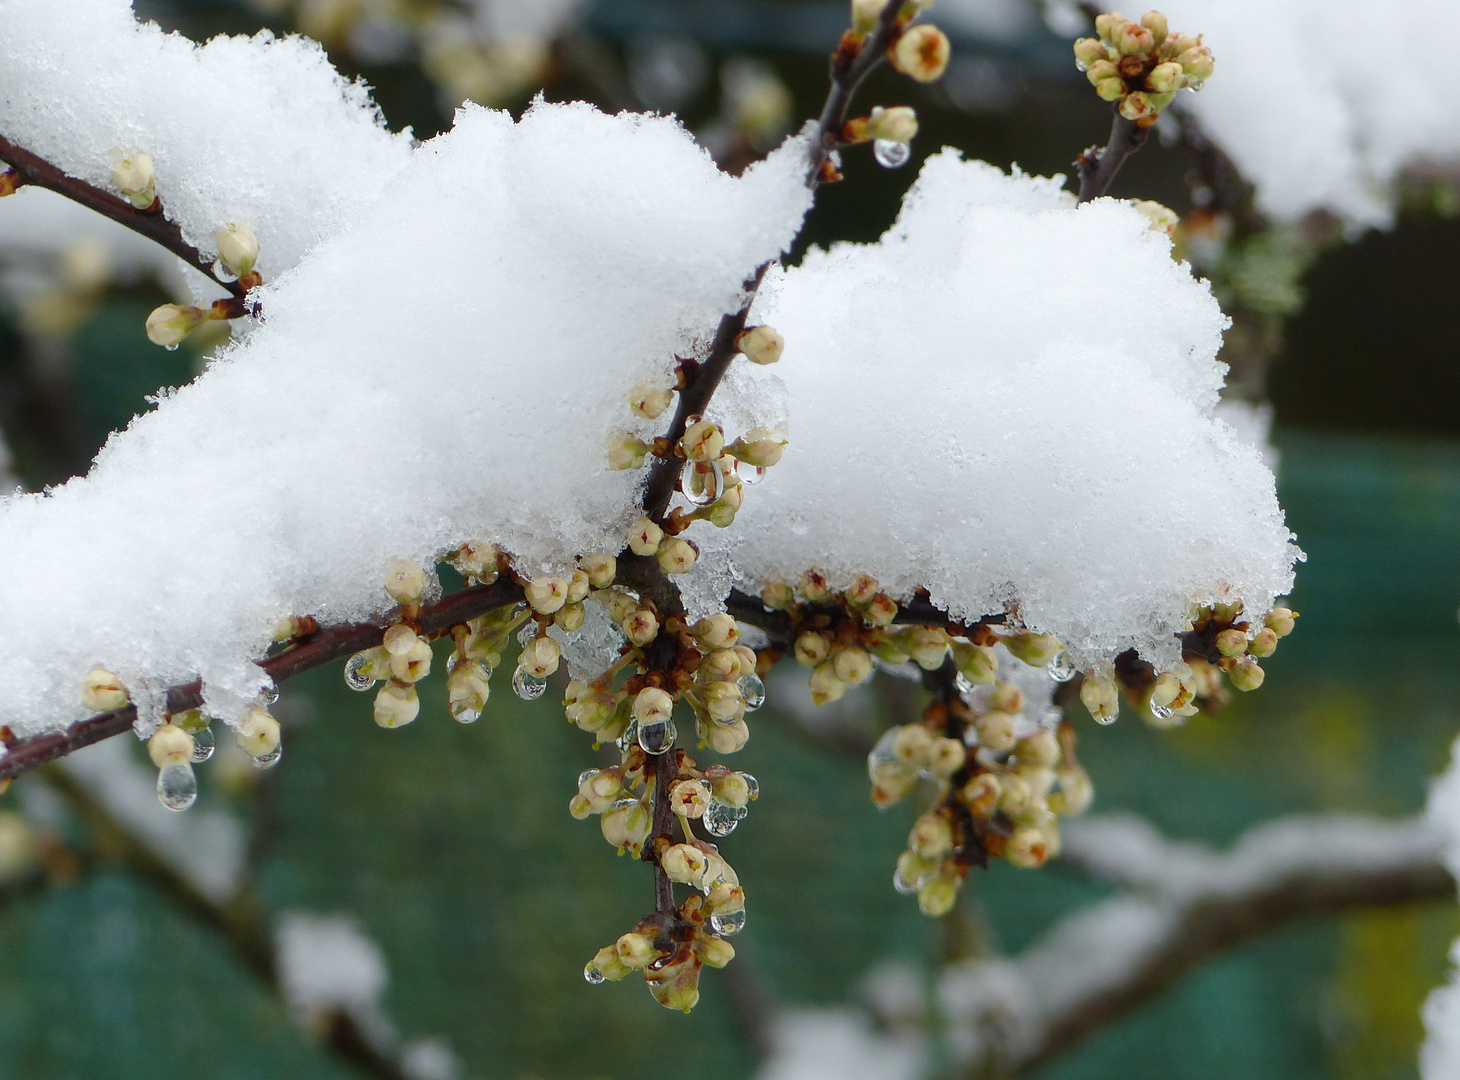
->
842, 105, 920, 169
1073, 10, 1214, 127
847, 1, 949, 83
144, 218, 263, 349
1080, 601, 1297, 728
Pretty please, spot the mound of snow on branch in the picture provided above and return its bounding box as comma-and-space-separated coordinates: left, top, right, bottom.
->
0, 0, 414, 280
0, 101, 812, 736
726, 151, 1299, 670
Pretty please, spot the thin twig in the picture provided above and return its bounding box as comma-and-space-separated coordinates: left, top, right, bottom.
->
0, 133, 249, 301
1076, 111, 1149, 203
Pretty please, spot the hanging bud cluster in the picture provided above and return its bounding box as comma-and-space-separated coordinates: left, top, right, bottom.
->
1073, 10, 1214, 127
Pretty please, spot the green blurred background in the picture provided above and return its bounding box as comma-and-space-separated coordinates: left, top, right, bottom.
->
2, 2, 1459, 1078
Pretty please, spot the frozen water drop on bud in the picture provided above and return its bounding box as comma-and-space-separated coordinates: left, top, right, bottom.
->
1094, 711, 1117, 726
253, 745, 282, 769
156, 763, 198, 811
450, 702, 481, 724
638, 717, 676, 755
873, 139, 911, 169
710, 909, 746, 936
191, 726, 215, 762
704, 800, 747, 837
262, 686, 280, 705
584, 963, 607, 985
738, 673, 765, 711
512, 665, 547, 701
1047, 650, 1076, 682
344, 650, 379, 690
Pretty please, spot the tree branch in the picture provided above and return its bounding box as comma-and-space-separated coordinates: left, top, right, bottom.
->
1076, 111, 1149, 203
0, 133, 249, 301
937, 812, 1453, 1076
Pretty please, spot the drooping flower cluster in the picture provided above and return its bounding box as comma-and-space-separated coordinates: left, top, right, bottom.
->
1073, 10, 1215, 126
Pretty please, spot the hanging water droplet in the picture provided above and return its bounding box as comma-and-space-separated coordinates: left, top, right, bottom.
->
1047, 650, 1076, 683
638, 717, 675, 755
741, 466, 767, 486
450, 702, 481, 724
512, 665, 547, 701
516, 621, 538, 648
164, 343, 179, 353
873, 139, 911, 169
445, 652, 460, 676
892, 866, 923, 894
253, 745, 283, 769
211, 257, 238, 283
618, 719, 638, 754
954, 673, 974, 695
583, 963, 607, 985
703, 800, 747, 837
156, 763, 198, 811
191, 726, 215, 763
1149, 701, 1174, 722
710, 909, 746, 936
261, 686, 280, 705
344, 650, 378, 691
738, 673, 765, 711
682, 460, 723, 507
741, 773, 759, 800
1095, 712, 1118, 726
578, 769, 596, 786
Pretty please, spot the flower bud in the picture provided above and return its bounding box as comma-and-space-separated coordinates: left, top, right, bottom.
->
601, 799, 652, 854
373, 682, 419, 728
726, 429, 786, 468
693, 613, 739, 650
833, 645, 873, 686
699, 934, 735, 968
233, 707, 280, 759
808, 661, 846, 706
628, 518, 664, 556
794, 631, 831, 667
974, 710, 1016, 752
670, 779, 712, 818
961, 772, 1000, 817
1140, 10, 1168, 44
1015, 729, 1060, 767
448, 659, 490, 716
520, 635, 560, 678
682, 420, 725, 463
148, 724, 194, 768
1119, 91, 1153, 122
617, 932, 658, 970
525, 575, 569, 614
81, 667, 129, 712
997, 771, 1031, 814
585, 944, 631, 983
906, 627, 949, 671
630, 385, 675, 420
623, 607, 659, 646
109, 149, 156, 209
871, 760, 920, 806
736, 325, 784, 365
1215, 628, 1248, 657
389, 637, 433, 682
215, 222, 260, 278
1114, 18, 1154, 55
145, 303, 205, 348
917, 868, 960, 916
554, 602, 586, 632
699, 648, 743, 684
952, 642, 997, 685
1049, 765, 1093, 816
1095, 76, 1126, 101
568, 793, 595, 819
1146, 60, 1184, 93
607, 433, 649, 470
851, 0, 884, 33
798, 570, 833, 604
761, 581, 795, 610
580, 553, 616, 590
1073, 37, 1109, 70
1086, 58, 1119, 86
1177, 44, 1214, 82
384, 558, 427, 604
1133, 200, 1179, 234
1228, 656, 1264, 691
712, 771, 754, 809
645, 953, 701, 1013
928, 736, 966, 777
1080, 673, 1119, 723
706, 717, 750, 754
383, 624, 419, 656
864, 594, 898, 626
1094, 12, 1121, 43
1149, 671, 1181, 708
892, 24, 951, 83
1266, 607, 1297, 637
662, 843, 713, 888
867, 105, 918, 143
448, 540, 497, 581
658, 537, 698, 575
633, 687, 675, 726
704, 681, 746, 723
1005, 826, 1048, 868
909, 812, 954, 858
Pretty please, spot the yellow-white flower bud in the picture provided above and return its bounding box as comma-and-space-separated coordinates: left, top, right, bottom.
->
373, 682, 419, 728
629, 385, 675, 420
565, 569, 591, 605
917, 868, 960, 916
448, 659, 490, 714
736, 325, 784, 365
623, 607, 660, 646
704, 680, 745, 723
693, 613, 739, 650
382, 623, 419, 656
928, 736, 966, 777
1228, 656, 1264, 691
1145, 60, 1184, 93
1177, 44, 1214, 82
148, 724, 194, 768
554, 602, 586, 632
682, 420, 724, 463
952, 642, 997, 685
726, 428, 786, 468
698, 647, 742, 683
1086, 58, 1120, 86
997, 771, 1031, 814
871, 760, 920, 806
670, 779, 712, 818
844, 574, 879, 606
864, 594, 898, 627
1247, 627, 1278, 658
81, 667, 129, 712
706, 717, 750, 754
1004, 633, 1062, 667
145, 303, 205, 348
662, 843, 712, 888
616, 932, 658, 970
525, 575, 569, 614
1215, 628, 1248, 658
607, 433, 649, 471
384, 559, 428, 604
798, 570, 833, 604
1114, 17, 1154, 55
657, 537, 698, 575
215, 221, 259, 278
1150, 671, 1181, 708
1005, 827, 1049, 868
1120, 91, 1153, 122
1134, 200, 1179, 234
851, 0, 885, 33
1140, 10, 1168, 44
601, 799, 652, 854
808, 661, 846, 706
1266, 607, 1297, 637
974, 710, 1017, 752
1049, 765, 1093, 816
711, 771, 754, 808
628, 518, 664, 556
585, 943, 631, 983
1073, 37, 1109, 69
833, 645, 873, 686
1080, 673, 1119, 723
867, 105, 918, 144
633, 687, 674, 726
961, 772, 1001, 817
699, 935, 735, 969
1015, 729, 1061, 767
520, 635, 560, 679
892, 724, 935, 764
109, 149, 156, 209
1095, 75, 1126, 101
761, 581, 795, 610
236, 706, 282, 755
581, 553, 617, 589
450, 540, 498, 580
907, 627, 949, 671
389, 637, 433, 683
891, 24, 951, 83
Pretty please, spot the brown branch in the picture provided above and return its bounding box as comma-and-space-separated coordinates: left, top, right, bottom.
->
939, 813, 1453, 1076
0, 577, 526, 784
0, 133, 250, 301
808, 0, 912, 184
1076, 111, 1150, 203
724, 587, 1005, 648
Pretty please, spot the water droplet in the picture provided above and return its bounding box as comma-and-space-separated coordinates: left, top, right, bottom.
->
164, 343, 179, 353
954, 673, 974, 695
445, 652, 460, 676
254, 745, 283, 769
618, 719, 638, 753
191, 726, 215, 763
344, 651, 378, 691
261, 686, 280, 705
1047, 651, 1076, 683
578, 769, 596, 786
638, 717, 675, 755
828, 149, 842, 170
741, 466, 767, 486
873, 139, 911, 169
583, 963, 607, 985
683, 460, 723, 507
516, 621, 538, 648
704, 800, 747, 837
450, 702, 481, 724
738, 673, 765, 711
710, 909, 746, 936
156, 763, 197, 811
512, 665, 547, 700
211, 257, 238, 283
741, 773, 758, 800
893, 866, 923, 894
1149, 702, 1173, 721
1095, 712, 1118, 726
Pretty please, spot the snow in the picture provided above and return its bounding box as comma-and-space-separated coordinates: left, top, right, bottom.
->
1160, 0, 1460, 228
0, 0, 415, 282
755, 1008, 924, 1080
728, 151, 1300, 671
1422, 737, 1460, 1079
0, 100, 812, 736
275, 910, 388, 1016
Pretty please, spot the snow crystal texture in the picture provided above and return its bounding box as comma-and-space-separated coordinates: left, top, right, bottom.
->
0, 0, 414, 279
0, 101, 812, 735
1163, 0, 1460, 227
729, 152, 1299, 670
